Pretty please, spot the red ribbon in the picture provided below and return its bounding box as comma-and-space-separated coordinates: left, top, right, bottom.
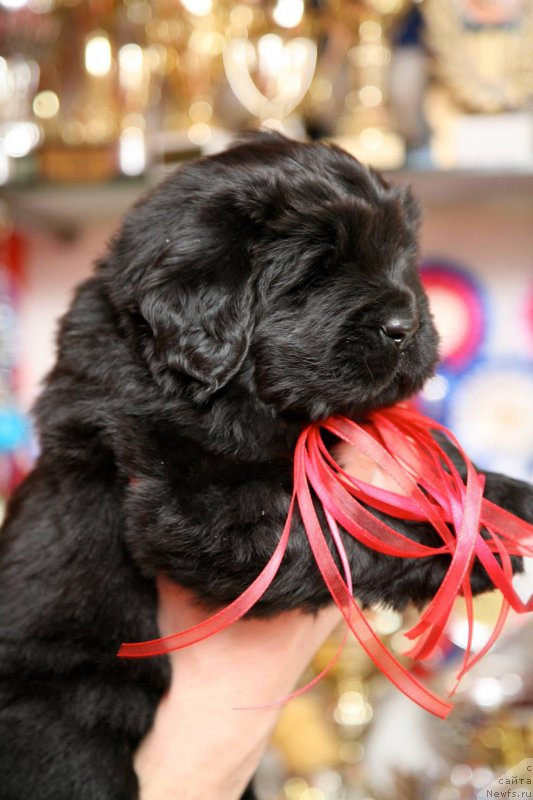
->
119, 406, 533, 718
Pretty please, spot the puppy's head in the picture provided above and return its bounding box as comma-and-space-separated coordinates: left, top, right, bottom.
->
104, 133, 438, 418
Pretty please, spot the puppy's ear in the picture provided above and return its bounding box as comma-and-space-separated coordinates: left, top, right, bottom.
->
401, 186, 422, 231
139, 270, 255, 400
231, 174, 285, 225
102, 149, 284, 399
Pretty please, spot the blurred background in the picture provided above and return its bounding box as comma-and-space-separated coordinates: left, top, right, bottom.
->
0, 1, 532, 798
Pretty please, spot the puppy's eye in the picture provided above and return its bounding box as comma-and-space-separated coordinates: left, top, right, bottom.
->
284, 263, 334, 298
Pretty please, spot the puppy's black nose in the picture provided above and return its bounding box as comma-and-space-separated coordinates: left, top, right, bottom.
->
381, 315, 419, 349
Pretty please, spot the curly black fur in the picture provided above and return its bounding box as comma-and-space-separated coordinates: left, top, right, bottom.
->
0, 133, 531, 799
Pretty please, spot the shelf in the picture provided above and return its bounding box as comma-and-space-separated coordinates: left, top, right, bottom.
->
3, 169, 533, 235
1, 178, 150, 238
388, 169, 533, 208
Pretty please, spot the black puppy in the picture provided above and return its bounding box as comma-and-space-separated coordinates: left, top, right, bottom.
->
0, 134, 531, 799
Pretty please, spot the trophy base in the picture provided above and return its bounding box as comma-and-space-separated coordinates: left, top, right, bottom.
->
427, 89, 533, 170
39, 145, 118, 182
451, 113, 532, 170
330, 129, 405, 170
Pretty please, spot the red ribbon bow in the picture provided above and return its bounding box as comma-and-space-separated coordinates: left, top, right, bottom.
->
119, 406, 533, 718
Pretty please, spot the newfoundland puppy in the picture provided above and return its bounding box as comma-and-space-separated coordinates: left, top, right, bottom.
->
0, 133, 531, 799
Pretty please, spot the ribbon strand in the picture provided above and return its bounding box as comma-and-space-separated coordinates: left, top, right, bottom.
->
119, 406, 533, 717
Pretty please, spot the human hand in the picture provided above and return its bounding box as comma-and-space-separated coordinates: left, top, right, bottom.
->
134, 440, 394, 800
134, 578, 342, 800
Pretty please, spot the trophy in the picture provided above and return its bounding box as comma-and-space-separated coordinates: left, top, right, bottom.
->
330, 0, 411, 170
222, 0, 317, 135
422, 0, 533, 169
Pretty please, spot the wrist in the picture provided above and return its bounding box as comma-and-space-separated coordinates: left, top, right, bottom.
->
135, 672, 276, 800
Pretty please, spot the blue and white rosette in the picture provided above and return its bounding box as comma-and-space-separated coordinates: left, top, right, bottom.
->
445, 358, 533, 482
